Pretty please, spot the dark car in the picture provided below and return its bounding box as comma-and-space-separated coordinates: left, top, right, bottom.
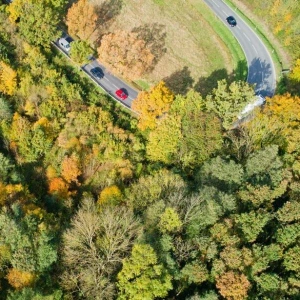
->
115, 89, 128, 100
90, 67, 104, 79
226, 16, 237, 27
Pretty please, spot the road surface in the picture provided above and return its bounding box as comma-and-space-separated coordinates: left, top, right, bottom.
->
204, 0, 276, 97
54, 35, 138, 109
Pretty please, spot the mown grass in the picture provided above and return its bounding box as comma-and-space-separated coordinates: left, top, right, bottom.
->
223, 0, 282, 77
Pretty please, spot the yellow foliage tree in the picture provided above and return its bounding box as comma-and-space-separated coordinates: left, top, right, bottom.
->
0, 61, 17, 96
262, 94, 300, 154
132, 81, 175, 130
290, 58, 300, 82
7, 268, 36, 290
98, 185, 122, 206
66, 0, 98, 40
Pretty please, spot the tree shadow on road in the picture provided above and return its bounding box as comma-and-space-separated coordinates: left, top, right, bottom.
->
132, 23, 167, 69
163, 66, 194, 95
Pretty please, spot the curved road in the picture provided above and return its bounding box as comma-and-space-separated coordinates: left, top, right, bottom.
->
204, 0, 276, 97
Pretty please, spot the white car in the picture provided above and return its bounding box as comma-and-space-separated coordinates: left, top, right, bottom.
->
58, 38, 71, 52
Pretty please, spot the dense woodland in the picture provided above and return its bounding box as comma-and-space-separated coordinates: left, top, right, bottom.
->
0, 0, 300, 299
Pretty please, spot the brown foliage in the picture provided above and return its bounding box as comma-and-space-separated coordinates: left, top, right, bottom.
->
216, 271, 251, 300
97, 30, 154, 80
7, 268, 36, 290
66, 0, 98, 40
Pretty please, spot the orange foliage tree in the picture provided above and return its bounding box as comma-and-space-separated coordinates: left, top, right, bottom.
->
216, 271, 251, 300
132, 81, 174, 130
0, 61, 17, 96
48, 177, 69, 199
66, 0, 98, 41
97, 30, 154, 80
7, 268, 36, 290
61, 154, 82, 184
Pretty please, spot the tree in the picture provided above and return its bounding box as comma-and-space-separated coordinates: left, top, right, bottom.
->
61, 196, 141, 299
132, 81, 174, 130
98, 185, 122, 206
146, 90, 223, 167
260, 93, 300, 155
146, 115, 182, 164
158, 207, 182, 234
0, 61, 17, 96
6, 268, 36, 290
66, 0, 98, 41
235, 211, 271, 243
117, 244, 172, 300
8, 0, 60, 47
206, 79, 255, 129
216, 271, 251, 300
70, 40, 92, 65
98, 30, 154, 80
283, 246, 300, 272
61, 154, 81, 184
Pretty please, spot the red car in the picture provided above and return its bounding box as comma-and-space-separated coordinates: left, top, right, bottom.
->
115, 89, 128, 100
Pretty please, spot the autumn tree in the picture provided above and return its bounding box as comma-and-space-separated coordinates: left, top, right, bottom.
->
98, 185, 122, 206
61, 154, 81, 184
258, 93, 300, 155
98, 30, 154, 80
66, 0, 98, 41
146, 90, 223, 167
0, 61, 17, 96
7, 269, 36, 290
132, 81, 174, 130
216, 271, 251, 300
117, 244, 172, 300
206, 79, 255, 129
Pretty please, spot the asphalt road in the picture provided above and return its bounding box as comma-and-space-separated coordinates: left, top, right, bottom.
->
203, 0, 276, 97
54, 35, 138, 109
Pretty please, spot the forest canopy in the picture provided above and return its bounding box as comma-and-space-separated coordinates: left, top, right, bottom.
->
0, 0, 300, 299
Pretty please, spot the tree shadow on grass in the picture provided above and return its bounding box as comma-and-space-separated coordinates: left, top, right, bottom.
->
194, 68, 229, 97
94, 0, 123, 43
194, 60, 248, 97
163, 66, 194, 95
132, 23, 167, 68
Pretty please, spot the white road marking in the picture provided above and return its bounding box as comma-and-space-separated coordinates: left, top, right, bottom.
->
211, 0, 219, 7
222, 10, 227, 16
252, 44, 258, 55
243, 32, 250, 41
237, 25, 241, 29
